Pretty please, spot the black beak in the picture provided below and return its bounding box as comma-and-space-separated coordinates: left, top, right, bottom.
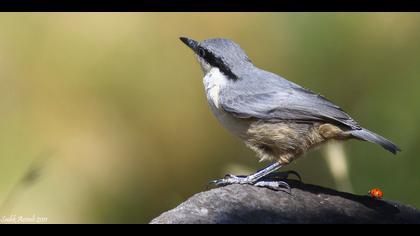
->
179, 37, 199, 52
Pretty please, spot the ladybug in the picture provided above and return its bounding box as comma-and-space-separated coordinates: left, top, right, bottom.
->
368, 188, 383, 199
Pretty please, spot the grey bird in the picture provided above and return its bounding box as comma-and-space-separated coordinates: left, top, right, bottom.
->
180, 37, 401, 190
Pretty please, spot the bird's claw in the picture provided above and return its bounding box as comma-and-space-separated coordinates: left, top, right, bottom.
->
207, 174, 291, 194
254, 180, 291, 193
206, 174, 237, 190
208, 174, 247, 187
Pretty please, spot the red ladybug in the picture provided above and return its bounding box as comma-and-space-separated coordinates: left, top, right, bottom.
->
369, 188, 383, 199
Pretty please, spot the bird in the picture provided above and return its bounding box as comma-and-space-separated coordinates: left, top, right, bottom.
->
179, 37, 401, 190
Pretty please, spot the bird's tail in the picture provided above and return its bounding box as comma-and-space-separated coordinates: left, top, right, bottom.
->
349, 129, 401, 155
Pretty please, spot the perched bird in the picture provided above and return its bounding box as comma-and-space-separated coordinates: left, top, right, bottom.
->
180, 37, 401, 190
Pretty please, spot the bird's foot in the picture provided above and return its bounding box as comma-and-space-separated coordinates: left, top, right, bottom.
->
208, 173, 294, 193
253, 180, 291, 192
209, 174, 253, 186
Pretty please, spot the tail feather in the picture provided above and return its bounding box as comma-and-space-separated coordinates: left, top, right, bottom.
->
349, 129, 401, 155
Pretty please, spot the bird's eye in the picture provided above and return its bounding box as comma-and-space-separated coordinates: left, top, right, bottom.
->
198, 48, 206, 57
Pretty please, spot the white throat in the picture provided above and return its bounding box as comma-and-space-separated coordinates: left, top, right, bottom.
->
203, 67, 229, 109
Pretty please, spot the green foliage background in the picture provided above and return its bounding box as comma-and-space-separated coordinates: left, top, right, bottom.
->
0, 13, 419, 223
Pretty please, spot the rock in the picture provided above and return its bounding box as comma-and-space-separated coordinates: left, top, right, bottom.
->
150, 180, 420, 224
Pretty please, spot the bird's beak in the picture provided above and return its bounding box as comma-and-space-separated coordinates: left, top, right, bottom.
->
179, 37, 199, 52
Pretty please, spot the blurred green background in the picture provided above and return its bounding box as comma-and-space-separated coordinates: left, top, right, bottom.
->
0, 13, 419, 223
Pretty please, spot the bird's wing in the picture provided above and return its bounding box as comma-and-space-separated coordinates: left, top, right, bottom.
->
219, 71, 361, 130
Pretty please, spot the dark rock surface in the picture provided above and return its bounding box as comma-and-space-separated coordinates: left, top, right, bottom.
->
151, 180, 420, 224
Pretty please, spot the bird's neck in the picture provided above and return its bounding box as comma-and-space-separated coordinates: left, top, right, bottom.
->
203, 67, 229, 109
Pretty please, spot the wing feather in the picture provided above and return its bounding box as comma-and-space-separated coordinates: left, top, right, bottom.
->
219, 69, 361, 130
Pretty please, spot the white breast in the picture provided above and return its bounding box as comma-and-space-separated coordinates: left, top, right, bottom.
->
203, 67, 228, 109
203, 67, 250, 139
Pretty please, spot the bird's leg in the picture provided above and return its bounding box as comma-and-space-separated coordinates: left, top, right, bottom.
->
209, 162, 292, 192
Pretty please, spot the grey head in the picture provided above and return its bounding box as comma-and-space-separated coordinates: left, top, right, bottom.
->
180, 37, 253, 80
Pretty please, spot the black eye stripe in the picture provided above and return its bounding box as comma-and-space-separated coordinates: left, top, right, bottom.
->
198, 48, 206, 57
198, 47, 238, 80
